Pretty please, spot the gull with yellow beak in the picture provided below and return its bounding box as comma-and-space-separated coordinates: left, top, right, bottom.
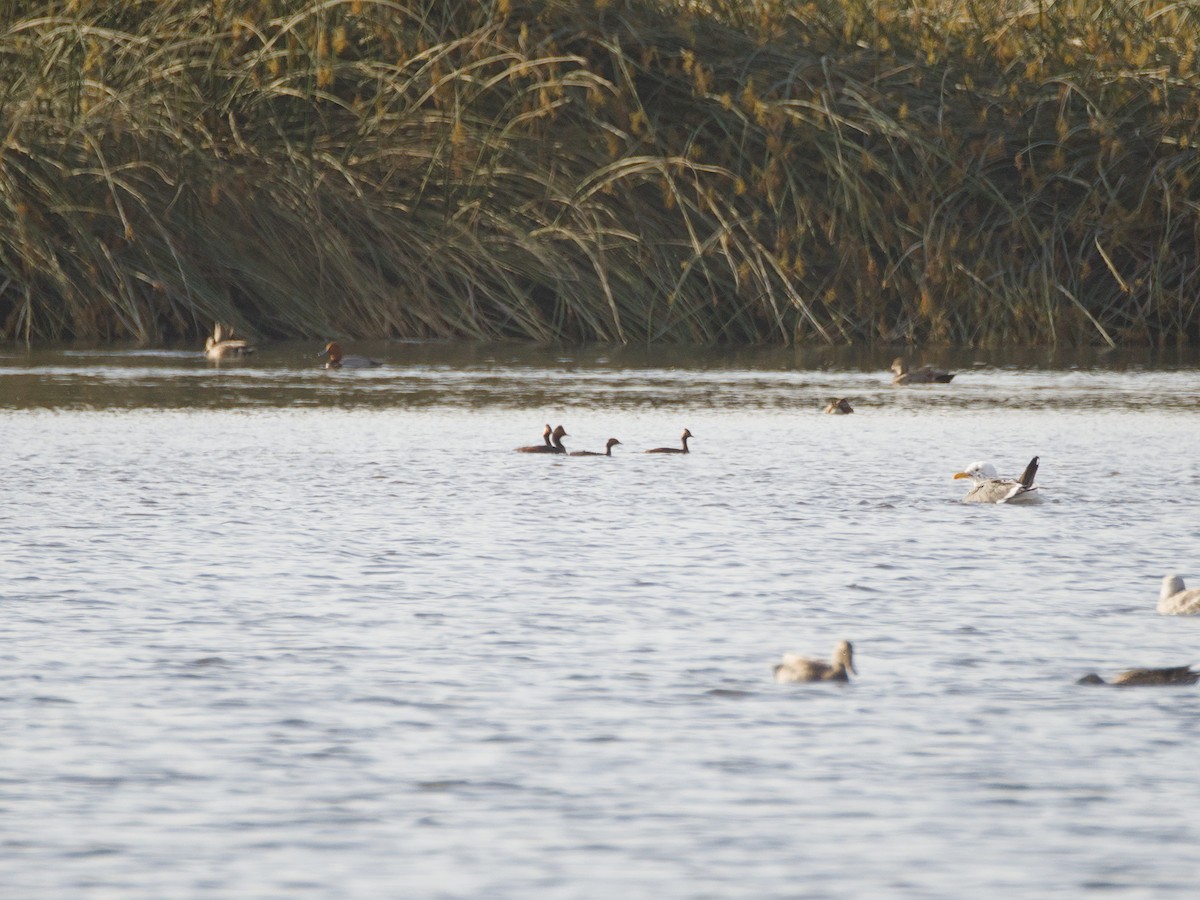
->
953, 456, 1041, 504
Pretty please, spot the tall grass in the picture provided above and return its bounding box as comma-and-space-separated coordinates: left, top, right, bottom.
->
1, 0, 1198, 346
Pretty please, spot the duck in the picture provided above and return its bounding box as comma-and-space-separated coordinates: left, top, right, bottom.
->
517, 425, 567, 454
824, 398, 854, 414
1076, 664, 1200, 686
570, 438, 622, 457
1157, 575, 1200, 615
320, 340, 381, 369
773, 640, 856, 683
645, 428, 693, 454
204, 323, 254, 361
953, 456, 1041, 504
891, 357, 955, 385
515, 424, 554, 453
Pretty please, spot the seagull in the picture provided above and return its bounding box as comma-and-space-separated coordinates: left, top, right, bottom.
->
1157, 575, 1200, 615
773, 640, 856, 683
953, 456, 1041, 504
1077, 665, 1200, 686
891, 358, 954, 385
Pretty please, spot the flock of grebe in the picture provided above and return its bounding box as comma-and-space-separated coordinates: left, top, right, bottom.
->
515, 425, 690, 456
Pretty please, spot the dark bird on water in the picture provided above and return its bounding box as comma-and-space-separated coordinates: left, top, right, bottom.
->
1077, 665, 1200, 686
891, 358, 955, 385
570, 438, 622, 457
646, 428, 693, 454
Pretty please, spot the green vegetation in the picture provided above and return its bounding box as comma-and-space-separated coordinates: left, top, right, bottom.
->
2, 0, 1199, 346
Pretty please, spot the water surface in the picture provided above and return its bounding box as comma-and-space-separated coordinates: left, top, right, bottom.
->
1, 344, 1198, 897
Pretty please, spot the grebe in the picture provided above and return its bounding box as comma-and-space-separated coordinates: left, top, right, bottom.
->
645, 428, 692, 454
570, 438, 621, 457
1157, 575, 1200, 615
823, 398, 854, 414
320, 341, 381, 369
515, 424, 554, 453
773, 640, 856, 683
517, 425, 567, 454
891, 357, 955, 385
953, 456, 1041, 504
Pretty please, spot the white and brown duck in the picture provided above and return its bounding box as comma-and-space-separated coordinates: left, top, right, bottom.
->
773, 640, 856, 684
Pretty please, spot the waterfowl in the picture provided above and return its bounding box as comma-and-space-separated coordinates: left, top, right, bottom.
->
515, 424, 554, 453
953, 456, 1041, 504
1076, 665, 1200, 686
646, 428, 693, 454
824, 398, 854, 414
517, 424, 567, 454
204, 323, 254, 361
570, 438, 622, 457
774, 640, 856, 684
891, 357, 955, 385
1157, 575, 1200, 616
320, 341, 381, 369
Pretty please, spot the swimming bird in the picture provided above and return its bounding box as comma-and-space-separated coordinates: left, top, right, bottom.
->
515, 424, 554, 453
1157, 575, 1200, 615
570, 438, 622, 457
204, 323, 254, 361
953, 456, 1041, 504
1076, 665, 1200, 686
824, 398, 854, 414
773, 640, 856, 683
891, 357, 955, 385
645, 428, 692, 454
320, 341, 381, 369
517, 424, 567, 454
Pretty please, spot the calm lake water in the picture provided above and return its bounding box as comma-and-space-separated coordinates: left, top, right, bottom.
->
2, 343, 1199, 898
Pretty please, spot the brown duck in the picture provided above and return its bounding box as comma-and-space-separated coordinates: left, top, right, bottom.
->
891, 358, 955, 385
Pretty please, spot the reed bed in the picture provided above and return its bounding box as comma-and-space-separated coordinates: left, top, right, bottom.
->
1, 0, 1198, 346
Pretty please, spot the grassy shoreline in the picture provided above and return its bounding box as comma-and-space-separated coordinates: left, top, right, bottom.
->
2, 0, 1199, 346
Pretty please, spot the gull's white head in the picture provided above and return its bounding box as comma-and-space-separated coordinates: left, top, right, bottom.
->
1162, 574, 1187, 598
953, 461, 998, 481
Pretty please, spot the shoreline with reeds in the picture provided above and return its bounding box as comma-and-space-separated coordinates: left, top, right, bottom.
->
2, 1, 1199, 347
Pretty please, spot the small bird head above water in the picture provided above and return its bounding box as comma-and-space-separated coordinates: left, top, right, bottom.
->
606, 438, 622, 449
1162, 574, 1187, 598
833, 640, 857, 675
